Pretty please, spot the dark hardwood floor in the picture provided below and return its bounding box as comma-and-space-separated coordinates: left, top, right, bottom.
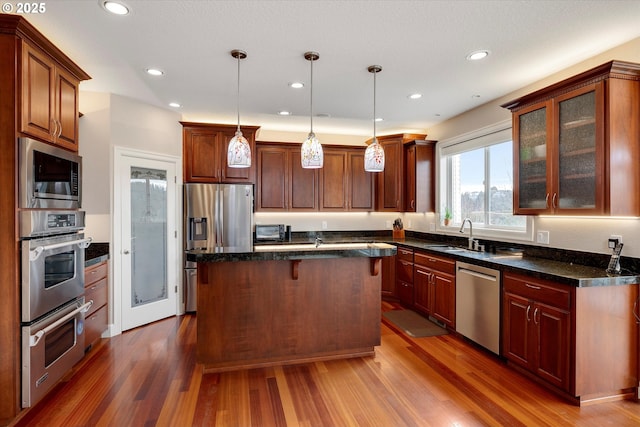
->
11, 302, 640, 427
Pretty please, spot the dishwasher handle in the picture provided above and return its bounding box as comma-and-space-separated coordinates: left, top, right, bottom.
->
457, 266, 498, 282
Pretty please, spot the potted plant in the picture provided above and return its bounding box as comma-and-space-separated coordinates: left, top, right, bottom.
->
443, 207, 452, 226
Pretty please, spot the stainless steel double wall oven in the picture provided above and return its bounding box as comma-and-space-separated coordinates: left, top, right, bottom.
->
19, 137, 92, 408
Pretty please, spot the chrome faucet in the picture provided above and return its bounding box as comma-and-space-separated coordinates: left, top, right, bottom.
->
315, 236, 323, 248
459, 218, 477, 250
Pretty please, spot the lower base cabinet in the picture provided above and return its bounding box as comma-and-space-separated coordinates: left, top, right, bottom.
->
84, 260, 109, 350
503, 272, 639, 403
413, 252, 455, 328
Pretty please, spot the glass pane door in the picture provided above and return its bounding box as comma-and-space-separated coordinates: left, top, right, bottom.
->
130, 167, 168, 307
517, 106, 548, 210
557, 90, 596, 210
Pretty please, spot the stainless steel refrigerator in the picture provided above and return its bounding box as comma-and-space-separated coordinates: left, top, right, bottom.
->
183, 183, 254, 312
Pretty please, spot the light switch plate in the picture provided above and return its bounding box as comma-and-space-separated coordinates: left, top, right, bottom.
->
536, 230, 550, 244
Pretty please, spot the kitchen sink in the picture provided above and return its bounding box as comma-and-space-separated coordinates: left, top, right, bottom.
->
428, 245, 523, 259
254, 242, 394, 252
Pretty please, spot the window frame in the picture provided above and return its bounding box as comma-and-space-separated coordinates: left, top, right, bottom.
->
436, 120, 534, 242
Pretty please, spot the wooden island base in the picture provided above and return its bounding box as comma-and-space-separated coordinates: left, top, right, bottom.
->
196, 257, 383, 372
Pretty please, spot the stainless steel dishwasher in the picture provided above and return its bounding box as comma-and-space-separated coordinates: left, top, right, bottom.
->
455, 261, 501, 355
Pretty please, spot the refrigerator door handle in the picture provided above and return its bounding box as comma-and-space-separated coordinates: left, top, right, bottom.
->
218, 186, 224, 248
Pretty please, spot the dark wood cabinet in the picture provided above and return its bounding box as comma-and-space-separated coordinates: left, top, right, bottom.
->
395, 247, 414, 306
371, 134, 435, 212
404, 141, 436, 212
413, 252, 456, 327
320, 147, 374, 211
0, 15, 90, 422
256, 143, 318, 211
84, 260, 109, 351
256, 143, 372, 212
503, 286, 571, 391
503, 61, 640, 216
20, 39, 85, 151
381, 253, 396, 299
182, 122, 260, 184
503, 272, 639, 402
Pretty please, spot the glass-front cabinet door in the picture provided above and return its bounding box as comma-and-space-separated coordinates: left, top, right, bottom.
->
515, 101, 551, 214
555, 83, 604, 214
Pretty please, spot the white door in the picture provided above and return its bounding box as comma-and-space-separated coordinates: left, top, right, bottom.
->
117, 151, 179, 331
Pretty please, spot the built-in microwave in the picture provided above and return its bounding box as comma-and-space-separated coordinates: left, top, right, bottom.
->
19, 137, 82, 209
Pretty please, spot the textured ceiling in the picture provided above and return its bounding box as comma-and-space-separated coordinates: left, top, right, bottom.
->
23, 0, 640, 138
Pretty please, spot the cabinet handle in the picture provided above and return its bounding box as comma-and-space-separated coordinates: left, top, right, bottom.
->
56, 119, 62, 138
90, 285, 97, 290
545, 193, 550, 209
526, 304, 531, 322
428, 258, 436, 263
525, 283, 541, 290
416, 270, 429, 276
533, 307, 539, 325
552, 193, 558, 209
411, 200, 415, 209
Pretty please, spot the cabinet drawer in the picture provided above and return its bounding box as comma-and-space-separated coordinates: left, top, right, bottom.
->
414, 252, 455, 275
396, 247, 414, 262
396, 258, 414, 283
85, 261, 108, 286
503, 273, 571, 309
84, 277, 107, 316
84, 304, 107, 350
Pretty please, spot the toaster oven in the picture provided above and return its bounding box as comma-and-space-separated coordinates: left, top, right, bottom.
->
255, 224, 286, 242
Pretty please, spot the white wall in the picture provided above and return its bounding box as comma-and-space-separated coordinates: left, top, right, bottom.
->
79, 92, 182, 241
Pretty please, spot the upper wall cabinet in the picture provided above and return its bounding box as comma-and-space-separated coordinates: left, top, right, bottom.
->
182, 122, 260, 184
369, 134, 435, 212
256, 143, 318, 211
255, 143, 373, 212
319, 147, 374, 211
502, 61, 640, 216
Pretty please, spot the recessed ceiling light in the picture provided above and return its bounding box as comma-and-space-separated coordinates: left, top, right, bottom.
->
169, 102, 181, 108
102, 1, 129, 15
146, 68, 164, 76
278, 111, 292, 116
472, 94, 481, 99
466, 50, 490, 61
289, 82, 304, 89
375, 117, 383, 122
408, 93, 422, 100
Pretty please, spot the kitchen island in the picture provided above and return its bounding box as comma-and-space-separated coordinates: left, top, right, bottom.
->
186, 243, 396, 372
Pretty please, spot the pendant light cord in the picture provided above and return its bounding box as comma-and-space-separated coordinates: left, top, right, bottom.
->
309, 55, 314, 134
373, 69, 376, 142
236, 53, 241, 132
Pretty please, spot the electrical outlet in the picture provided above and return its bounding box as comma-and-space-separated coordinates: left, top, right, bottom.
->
407, 220, 412, 229
386, 220, 392, 228
429, 223, 435, 232
321, 221, 328, 230
536, 230, 550, 244
608, 234, 622, 248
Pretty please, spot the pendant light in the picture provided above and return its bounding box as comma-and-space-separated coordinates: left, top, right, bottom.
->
364, 65, 385, 172
227, 49, 251, 168
301, 51, 323, 169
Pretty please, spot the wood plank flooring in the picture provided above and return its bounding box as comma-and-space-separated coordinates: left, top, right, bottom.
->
11, 302, 640, 427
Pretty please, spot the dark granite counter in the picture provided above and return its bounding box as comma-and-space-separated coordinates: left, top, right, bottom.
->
85, 242, 109, 267
186, 242, 397, 263
188, 230, 640, 288
391, 238, 640, 288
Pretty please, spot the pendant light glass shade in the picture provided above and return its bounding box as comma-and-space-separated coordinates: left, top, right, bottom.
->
227, 49, 251, 168
365, 65, 384, 172
301, 52, 323, 169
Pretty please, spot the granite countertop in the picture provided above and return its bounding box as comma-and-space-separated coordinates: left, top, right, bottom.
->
85, 242, 110, 267
187, 231, 640, 288
391, 238, 640, 288
185, 242, 397, 263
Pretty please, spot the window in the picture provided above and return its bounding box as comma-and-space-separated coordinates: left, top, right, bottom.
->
438, 121, 531, 240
